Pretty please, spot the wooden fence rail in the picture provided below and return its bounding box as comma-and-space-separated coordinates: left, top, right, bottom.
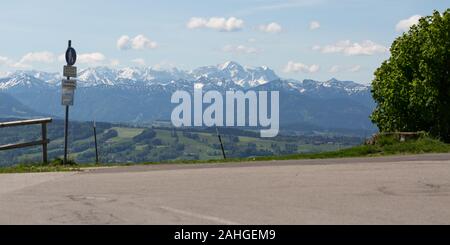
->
0, 118, 52, 164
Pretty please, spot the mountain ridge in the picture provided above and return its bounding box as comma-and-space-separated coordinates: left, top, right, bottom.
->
0, 92, 44, 118
0, 61, 376, 134
0, 61, 369, 91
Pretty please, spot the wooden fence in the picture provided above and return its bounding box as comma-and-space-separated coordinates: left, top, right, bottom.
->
0, 118, 52, 164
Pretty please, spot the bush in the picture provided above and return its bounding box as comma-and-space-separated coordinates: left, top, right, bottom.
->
49, 158, 77, 166
100, 129, 118, 141
133, 129, 157, 143
151, 138, 163, 145
371, 9, 450, 142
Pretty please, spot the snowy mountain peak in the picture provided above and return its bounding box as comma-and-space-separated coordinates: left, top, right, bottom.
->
117, 67, 141, 80
219, 61, 243, 71
78, 67, 118, 86
0, 71, 50, 90
0, 71, 12, 78
189, 61, 280, 88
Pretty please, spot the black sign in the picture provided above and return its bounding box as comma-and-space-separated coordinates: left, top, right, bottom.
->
65, 40, 77, 66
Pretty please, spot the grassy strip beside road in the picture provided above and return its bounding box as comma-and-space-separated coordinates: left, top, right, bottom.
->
255, 135, 450, 161
172, 135, 450, 164
1, 135, 450, 174
0, 164, 81, 174
0, 158, 81, 174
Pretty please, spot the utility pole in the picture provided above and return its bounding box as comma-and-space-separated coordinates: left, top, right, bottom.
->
93, 121, 99, 164
62, 40, 77, 165
216, 127, 226, 159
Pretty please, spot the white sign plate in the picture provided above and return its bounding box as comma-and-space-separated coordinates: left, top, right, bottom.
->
61, 86, 75, 106
63, 66, 77, 78
62, 79, 77, 88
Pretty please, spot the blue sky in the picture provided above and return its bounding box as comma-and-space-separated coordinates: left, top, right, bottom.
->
0, 0, 448, 84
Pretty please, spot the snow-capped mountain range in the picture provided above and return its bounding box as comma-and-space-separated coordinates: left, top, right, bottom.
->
0, 61, 368, 94
0, 61, 375, 134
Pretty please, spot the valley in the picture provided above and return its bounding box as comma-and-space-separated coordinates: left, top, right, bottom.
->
0, 61, 374, 166
0, 61, 376, 133
0, 119, 363, 166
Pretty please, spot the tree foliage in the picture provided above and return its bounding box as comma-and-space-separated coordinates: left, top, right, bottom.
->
371, 9, 450, 142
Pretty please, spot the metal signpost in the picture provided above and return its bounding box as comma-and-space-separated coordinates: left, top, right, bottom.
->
62, 40, 77, 165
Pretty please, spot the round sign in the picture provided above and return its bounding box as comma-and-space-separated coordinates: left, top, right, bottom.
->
65, 47, 77, 66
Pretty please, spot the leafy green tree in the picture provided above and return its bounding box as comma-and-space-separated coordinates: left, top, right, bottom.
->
371, 9, 450, 142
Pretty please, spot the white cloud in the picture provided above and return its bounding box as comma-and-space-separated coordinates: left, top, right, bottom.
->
328, 65, 362, 73
248, 38, 257, 43
0, 56, 10, 66
131, 35, 158, 50
3, 51, 108, 68
117, 35, 158, 50
329, 65, 340, 73
258, 22, 282, 33
236, 0, 323, 15
312, 45, 321, 51
11, 62, 31, 69
9, 51, 55, 69
110, 59, 120, 67
187, 17, 244, 32
223, 45, 259, 55
396, 15, 421, 32
309, 21, 320, 30
186, 17, 205, 29
348, 65, 362, 72
77, 52, 106, 64
19, 51, 55, 64
57, 53, 65, 62
187, 17, 207, 29
132, 58, 146, 66
284, 61, 319, 73
314, 40, 388, 56
117, 35, 131, 50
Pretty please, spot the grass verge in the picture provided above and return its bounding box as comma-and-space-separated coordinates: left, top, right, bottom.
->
158, 135, 450, 164
0, 164, 81, 174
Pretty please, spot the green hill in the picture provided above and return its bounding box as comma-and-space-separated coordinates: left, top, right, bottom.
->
0, 119, 363, 166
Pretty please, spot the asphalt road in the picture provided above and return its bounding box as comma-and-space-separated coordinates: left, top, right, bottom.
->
1, 153, 450, 224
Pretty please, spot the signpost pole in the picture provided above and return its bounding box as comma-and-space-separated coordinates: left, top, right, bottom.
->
64, 105, 69, 164
62, 40, 77, 165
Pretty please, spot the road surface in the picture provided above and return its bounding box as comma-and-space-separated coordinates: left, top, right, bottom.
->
1, 154, 450, 224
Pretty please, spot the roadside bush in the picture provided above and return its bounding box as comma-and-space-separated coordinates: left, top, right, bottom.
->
49, 158, 77, 166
